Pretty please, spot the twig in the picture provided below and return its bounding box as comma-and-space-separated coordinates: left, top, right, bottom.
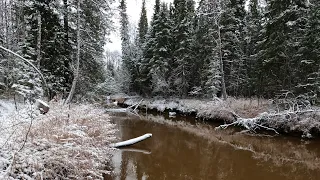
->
18, 103, 35, 151
5, 151, 17, 177
133, 99, 143, 112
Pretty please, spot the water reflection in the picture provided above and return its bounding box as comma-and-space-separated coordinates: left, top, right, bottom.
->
106, 115, 320, 180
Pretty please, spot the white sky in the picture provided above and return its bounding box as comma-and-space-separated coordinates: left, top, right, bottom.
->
105, 0, 174, 52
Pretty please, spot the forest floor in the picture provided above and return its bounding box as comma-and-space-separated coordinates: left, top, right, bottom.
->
0, 99, 117, 179
123, 97, 320, 138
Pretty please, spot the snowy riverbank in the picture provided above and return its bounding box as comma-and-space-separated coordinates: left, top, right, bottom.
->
123, 97, 320, 138
0, 99, 117, 179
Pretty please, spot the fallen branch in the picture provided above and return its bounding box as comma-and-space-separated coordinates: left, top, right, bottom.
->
215, 113, 280, 134
109, 133, 152, 148
215, 109, 320, 135
106, 99, 143, 116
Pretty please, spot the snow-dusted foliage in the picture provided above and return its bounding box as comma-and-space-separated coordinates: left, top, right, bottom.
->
0, 54, 43, 100
125, 97, 320, 137
0, 99, 116, 179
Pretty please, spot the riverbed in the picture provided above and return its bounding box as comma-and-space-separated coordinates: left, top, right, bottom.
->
106, 113, 320, 180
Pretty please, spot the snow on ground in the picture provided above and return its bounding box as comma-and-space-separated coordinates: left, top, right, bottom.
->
125, 98, 238, 121
125, 97, 320, 137
0, 99, 117, 179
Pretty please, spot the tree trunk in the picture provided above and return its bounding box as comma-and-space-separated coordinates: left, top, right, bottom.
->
36, 12, 41, 68
217, 21, 227, 100
63, 0, 68, 41
65, 0, 80, 104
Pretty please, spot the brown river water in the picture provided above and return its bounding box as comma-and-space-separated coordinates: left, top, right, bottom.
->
105, 113, 320, 180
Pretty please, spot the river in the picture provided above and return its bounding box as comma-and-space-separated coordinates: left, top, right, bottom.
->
105, 113, 320, 180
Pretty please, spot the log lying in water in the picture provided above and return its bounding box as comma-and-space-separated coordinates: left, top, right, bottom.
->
110, 133, 152, 148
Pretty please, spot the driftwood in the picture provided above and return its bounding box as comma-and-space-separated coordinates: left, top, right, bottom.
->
110, 133, 152, 148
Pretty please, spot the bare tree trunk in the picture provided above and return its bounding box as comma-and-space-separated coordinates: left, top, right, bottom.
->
4, 0, 10, 94
5, 0, 9, 49
36, 12, 41, 69
65, 0, 80, 104
63, 0, 69, 41
217, 19, 227, 100
0, 0, 3, 38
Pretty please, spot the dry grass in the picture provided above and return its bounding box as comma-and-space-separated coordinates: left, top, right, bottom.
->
226, 97, 270, 118
126, 97, 270, 122
0, 100, 117, 179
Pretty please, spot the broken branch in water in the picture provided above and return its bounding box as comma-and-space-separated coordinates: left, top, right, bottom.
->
110, 133, 152, 148
215, 109, 320, 135
215, 113, 280, 134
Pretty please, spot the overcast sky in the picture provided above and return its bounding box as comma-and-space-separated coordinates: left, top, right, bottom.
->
105, 0, 174, 52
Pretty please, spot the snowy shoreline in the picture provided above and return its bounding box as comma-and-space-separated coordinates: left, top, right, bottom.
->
123, 97, 320, 138
0, 99, 117, 179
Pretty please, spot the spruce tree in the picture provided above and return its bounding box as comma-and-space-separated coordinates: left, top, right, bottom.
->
295, 1, 320, 104
130, 0, 149, 94
171, 0, 196, 97
149, 3, 172, 95
245, 0, 266, 96
22, 0, 72, 97
119, 0, 131, 93
138, 0, 148, 44
195, 0, 222, 97
140, 0, 161, 95
258, 0, 310, 98
77, 0, 114, 95
220, 0, 246, 96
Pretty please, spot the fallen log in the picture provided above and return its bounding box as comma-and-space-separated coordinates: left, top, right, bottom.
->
110, 133, 152, 148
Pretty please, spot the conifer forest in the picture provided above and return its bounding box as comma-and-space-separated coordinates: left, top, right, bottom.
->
0, 0, 319, 103
1, 0, 320, 179
120, 0, 320, 103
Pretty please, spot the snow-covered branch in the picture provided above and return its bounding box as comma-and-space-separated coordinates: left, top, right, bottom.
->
0, 45, 49, 98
